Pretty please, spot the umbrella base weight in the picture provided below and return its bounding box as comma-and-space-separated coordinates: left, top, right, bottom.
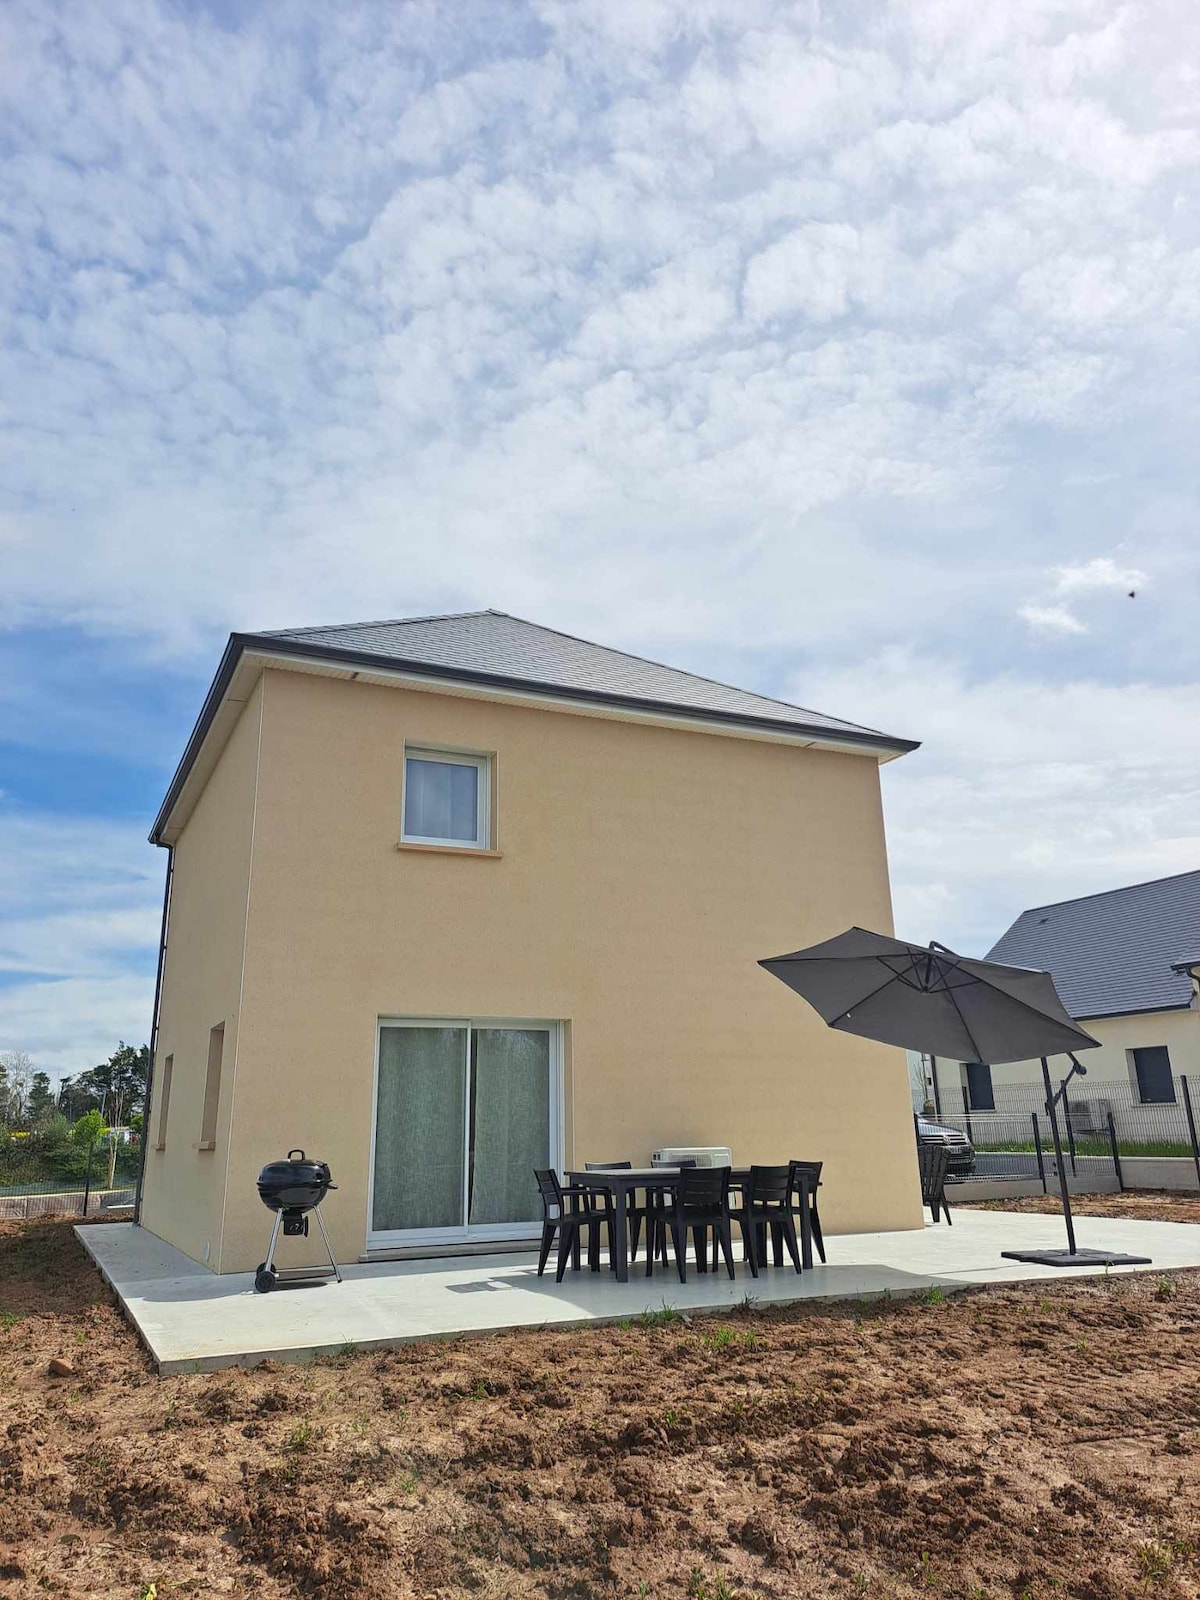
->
1001, 1247, 1152, 1268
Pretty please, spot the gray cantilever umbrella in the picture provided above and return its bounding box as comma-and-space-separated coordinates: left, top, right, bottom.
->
759, 927, 1149, 1269
758, 926, 1099, 1064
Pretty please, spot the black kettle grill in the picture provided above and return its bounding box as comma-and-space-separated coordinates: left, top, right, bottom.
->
254, 1149, 342, 1293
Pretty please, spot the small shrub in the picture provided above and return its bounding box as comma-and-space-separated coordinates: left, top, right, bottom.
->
1155, 1276, 1177, 1302
918, 1286, 946, 1306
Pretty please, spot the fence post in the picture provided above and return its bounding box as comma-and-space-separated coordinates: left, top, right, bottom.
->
1061, 1081, 1077, 1175
1181, 1075, 1200, 1193
1032, 1112, 1047, 1194
1106, 1110, 1124, 1191
82, 1140, 94, 1217
960, 1084, 975, 1147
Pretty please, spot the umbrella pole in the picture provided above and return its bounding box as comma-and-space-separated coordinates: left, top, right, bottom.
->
1041, 1055, 1077, 1256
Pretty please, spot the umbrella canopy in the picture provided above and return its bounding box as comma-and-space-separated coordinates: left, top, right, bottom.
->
759, 927, 1099, 1064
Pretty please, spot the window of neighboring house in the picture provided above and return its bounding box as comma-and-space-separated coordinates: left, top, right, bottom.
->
963, 1060, 995, 1111
402, 748, 491, 849
1130, 1045, 1175, 1104
200, 1025, 224, 1148
155, 1055, 173, 1150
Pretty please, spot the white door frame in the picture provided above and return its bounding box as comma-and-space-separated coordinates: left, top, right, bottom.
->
366, 1016, 564, 1251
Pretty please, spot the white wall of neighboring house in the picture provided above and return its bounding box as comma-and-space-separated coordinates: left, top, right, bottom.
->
930, 1005, 1200, 1110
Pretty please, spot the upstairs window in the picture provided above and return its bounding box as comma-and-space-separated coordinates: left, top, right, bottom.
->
403, 748, 491, 850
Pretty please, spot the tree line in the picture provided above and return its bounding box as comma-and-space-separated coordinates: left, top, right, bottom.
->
0, 1043, 150, 1132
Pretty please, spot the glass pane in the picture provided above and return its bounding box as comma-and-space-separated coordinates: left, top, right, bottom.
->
404, 758, 479, 842
469, 1028, 550, 1226
373, 1027, 466, 1231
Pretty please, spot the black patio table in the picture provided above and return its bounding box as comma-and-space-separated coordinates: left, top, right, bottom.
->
565, 1166, 815, 1282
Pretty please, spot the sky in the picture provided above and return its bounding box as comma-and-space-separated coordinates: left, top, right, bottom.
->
1, 0, 1198, 1078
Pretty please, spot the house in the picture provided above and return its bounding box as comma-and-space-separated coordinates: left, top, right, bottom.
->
928, 870, 1200, 1114
137, 610, 924, 1273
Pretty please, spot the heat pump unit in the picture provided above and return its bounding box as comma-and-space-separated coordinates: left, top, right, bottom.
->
650, 1145, 733, 1167
1064, 1097, 1112, 1136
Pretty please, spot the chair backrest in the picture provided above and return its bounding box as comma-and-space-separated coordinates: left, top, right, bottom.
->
747, 1164, 792, 1205
585, 1160, 632, 1170
534, 1168, 565, 1216
788, 1159, 823, 1195
917, 1142, 950, 1202
678, 1164, 730, 1209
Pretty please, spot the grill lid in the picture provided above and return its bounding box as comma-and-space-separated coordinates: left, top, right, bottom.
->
258, 1149, 333, 1189
256, 1149, 336, 1212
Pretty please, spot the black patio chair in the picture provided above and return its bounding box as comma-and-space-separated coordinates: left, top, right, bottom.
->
665, 1165, 735, 1283
786, 1159, 826, 1264
918, 1142, 953, 1225
584, 1160, 650, 1262
535, 1169, 614, 1281
645, 1158, 696, 1273
728, 1165, 801, 1277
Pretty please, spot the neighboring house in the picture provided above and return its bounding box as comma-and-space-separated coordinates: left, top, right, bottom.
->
929, 870, 1200, 1114
137, 610, 924, 1273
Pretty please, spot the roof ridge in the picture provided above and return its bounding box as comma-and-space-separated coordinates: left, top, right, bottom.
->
1016, 866, 1200, 919
258, 609, 493, 637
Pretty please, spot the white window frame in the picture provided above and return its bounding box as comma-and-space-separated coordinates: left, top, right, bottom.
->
366, 1016, 564, 1251
401, 747, 491, 850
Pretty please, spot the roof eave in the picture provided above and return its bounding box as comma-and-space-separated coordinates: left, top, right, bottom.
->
151, 632, 920, 844
1074, 1000, 1198, 1022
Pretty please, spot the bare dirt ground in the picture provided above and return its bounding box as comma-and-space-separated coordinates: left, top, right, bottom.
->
4, 1211, 1200, 1600
966, 1189, 1200, 1226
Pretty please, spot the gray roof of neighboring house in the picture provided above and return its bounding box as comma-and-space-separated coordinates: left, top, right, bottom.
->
986, 869, 1200, 1019
258, 610, 916, 749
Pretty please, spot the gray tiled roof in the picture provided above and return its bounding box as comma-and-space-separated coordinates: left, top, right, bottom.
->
256, 610, 914, 750
987, 869, 1200, 1019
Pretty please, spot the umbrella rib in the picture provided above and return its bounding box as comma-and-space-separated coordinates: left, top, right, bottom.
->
962, 970, 1094, 1044
827, 965, 905, 1028
940, 973, 987, 1064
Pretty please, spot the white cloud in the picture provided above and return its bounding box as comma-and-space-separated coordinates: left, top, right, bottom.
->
0, 812, 162, 1078
1018, 602, 1088, 635
1053, 556, 1146, 594
0, 0, 1198, 1068
797, 651, 1200, 954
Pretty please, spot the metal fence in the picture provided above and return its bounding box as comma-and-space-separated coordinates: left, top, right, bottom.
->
920, 1073, 1200, 1192
0, 1138, 140, 1221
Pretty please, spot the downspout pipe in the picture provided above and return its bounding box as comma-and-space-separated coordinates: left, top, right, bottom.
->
134, 845, 174, 1226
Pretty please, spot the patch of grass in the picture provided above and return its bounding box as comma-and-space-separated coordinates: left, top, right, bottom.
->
701, 1325, 759, 1352
0, 1310, 23, 1332
1155, 1276, 1177, 1302
918, 1285, 946, 1306
686, 1571, 734, 1600
637, 1302, 684, 1328
285, 1419, 315, 1451
395, 1470, 419, 1494
1136, 1540, 1174, 1580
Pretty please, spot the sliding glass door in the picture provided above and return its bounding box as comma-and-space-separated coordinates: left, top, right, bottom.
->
369, 1019, 560, 1248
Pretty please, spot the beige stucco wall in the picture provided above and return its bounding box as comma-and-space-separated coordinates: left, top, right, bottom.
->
139, 677, 262, 1267
934, 1006, 1200, 1105
149, 664, 924, 1272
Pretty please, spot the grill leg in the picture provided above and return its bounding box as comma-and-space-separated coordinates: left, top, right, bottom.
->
264, 1210, 284, 1274
314, 1205, 342, 1283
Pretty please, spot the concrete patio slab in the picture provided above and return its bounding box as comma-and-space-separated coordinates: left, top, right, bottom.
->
78, 1209, 1200, 1374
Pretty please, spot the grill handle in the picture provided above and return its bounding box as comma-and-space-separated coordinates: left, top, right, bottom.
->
288, 1148, 306, 1160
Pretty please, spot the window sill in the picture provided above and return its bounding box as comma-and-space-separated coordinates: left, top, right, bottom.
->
196, 1140, 216, 1152
395, 842, 503, 859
